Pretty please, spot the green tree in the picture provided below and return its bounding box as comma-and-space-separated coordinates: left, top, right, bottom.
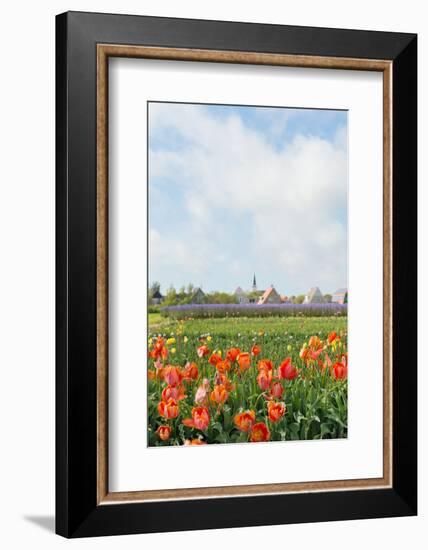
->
186, 283, 195, 296
205, 291, 238, 304
148, 281, 161, 304
164, 285, 178, 306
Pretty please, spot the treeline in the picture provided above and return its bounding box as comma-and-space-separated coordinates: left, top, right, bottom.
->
148, 282, 238, 306
148, 282, 334, 307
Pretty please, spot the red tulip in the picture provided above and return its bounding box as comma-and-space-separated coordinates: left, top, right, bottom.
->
251, 344, 261, 356
197, 345, 211, 358
277, 358, 299, 380
328, 331, 340, 344
270, 381, 283, 399
332, 361, 348, 379
267, 401, 286, 422
226, 348, 241, 362
208, 353, 222, 366
257, 369, 272, 391
250, 422, 270, 442
182, 406, 210, 431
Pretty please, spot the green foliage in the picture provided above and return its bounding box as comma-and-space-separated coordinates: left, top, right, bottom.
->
205, 291, 238, 304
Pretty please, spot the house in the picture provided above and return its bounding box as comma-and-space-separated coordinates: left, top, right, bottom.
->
303, 287, 324, 304
332, 288, 348, 304
234, 286, 249, 304
190, 287, 206, 304
258, 285, 282, 305
151, 290, 164, 305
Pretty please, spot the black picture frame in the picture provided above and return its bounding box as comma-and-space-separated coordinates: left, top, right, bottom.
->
56, 11, 417, 538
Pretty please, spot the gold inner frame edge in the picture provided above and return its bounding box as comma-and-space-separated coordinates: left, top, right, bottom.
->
96, 44, 393, 505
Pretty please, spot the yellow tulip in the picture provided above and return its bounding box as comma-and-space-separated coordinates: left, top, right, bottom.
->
166, 337, 176, 345
170, 347, 176, 354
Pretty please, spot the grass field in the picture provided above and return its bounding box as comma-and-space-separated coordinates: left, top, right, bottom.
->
147, 315, 348, 446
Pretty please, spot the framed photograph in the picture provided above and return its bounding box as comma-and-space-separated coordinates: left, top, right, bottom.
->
56, 11, 417, 537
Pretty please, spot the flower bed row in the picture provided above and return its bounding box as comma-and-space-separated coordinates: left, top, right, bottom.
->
160, 302, 347, 320
147, 330, 348, 446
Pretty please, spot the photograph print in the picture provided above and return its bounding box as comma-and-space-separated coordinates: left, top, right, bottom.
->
147, 101, 348, 447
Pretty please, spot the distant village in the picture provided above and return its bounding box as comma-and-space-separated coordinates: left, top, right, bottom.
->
149, 274, 347, 307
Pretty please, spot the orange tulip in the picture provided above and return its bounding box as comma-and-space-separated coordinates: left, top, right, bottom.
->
251, 344, 261, 356
214, 372, 234, 391
277, 357, 299, 380
234, 410, 256, 432
161, 384, 186, 402
163, 365, 183, 387
226, 348, 241, 362
149, 336, 168, 360
332, 361, 348, 379
157, 398, 179, 419
308, 335, 322, 349
208, 353, 222, 366
156, 425, 172, 441
257, 359, 274, 372
257, 368, 272, 391
267, 401, 286, 422
237, 352, 251, 373
270, 381, 283, 399
216, 359, 232, 375
197, 345, 210, 358
308, 335, 324, 359
328, 331, 340, 345
299, 345, 310, 362
147, 369, 156, 381
210, 384, 229, 404
250, 422, 270, 442
184, 438, 207, 446
182, 406, 210, 431
182, 362, 198, 381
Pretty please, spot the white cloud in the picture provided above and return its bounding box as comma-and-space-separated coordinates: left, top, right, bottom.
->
149, 104, 348, 294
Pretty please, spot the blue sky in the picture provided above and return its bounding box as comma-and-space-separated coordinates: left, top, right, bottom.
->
148, 102, 348, 296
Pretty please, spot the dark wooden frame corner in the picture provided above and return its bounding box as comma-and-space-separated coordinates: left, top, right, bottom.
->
56, 10, 417, 538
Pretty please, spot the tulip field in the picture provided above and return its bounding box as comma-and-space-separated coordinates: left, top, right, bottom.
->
147, 316, 348, 446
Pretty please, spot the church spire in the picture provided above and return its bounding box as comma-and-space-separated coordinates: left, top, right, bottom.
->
252, 273, 257, 291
